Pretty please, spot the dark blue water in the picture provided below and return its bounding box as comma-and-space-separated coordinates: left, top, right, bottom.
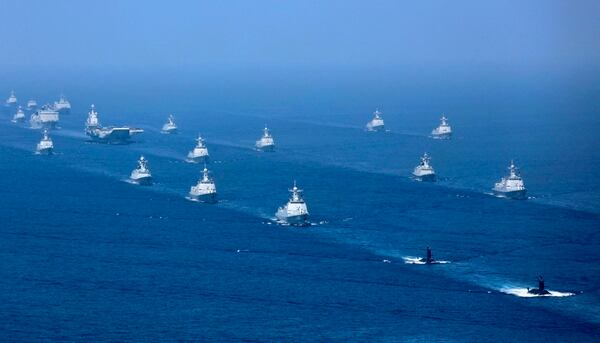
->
1, 74, 599, 341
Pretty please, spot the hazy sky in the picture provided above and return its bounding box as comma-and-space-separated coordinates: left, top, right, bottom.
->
1, 0, 599, 74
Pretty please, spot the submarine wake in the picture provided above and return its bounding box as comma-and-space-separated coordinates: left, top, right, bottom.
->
402, 247, 450, 265
500, 287, 576, 298
403, 257, 450, 265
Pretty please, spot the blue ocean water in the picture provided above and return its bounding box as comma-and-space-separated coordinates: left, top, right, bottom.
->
0, 73, 599, 341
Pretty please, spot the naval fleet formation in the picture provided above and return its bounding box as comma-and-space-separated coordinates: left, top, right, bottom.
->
4, 90, 556, 296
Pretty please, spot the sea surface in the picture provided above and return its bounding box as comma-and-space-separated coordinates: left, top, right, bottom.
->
0, 73, 599, 341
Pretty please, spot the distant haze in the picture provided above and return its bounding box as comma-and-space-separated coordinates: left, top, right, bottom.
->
1, 0, 599, 73
1, 1, 599, 119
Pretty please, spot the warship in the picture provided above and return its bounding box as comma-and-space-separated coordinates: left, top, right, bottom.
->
431, 115, 452, 139
27, 99, 37, 110
366, 109, 385, 132
36, 129, 54, 155
11, 106, 26, 123
129, 156, 153, 185
5, 90, 17, 107
53, 94, 71, 114
187, 135, 210, 163
30, 104, 60, 129
85, 104, 143, 144
276, 181, 309, 226
255, 126, 275, 151
412, 153, 436, 182
189, 166, 217, 203
161, 114, 178, 134
492, 161, 527, 199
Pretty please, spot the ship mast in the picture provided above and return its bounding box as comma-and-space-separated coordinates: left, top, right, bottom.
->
374, 109, 381, 119
196, 135, 205, 147
508, 160, 519, 178
138, 156, 148, 171
440, 115, 447, 126
290, 181, 303, 202
202, 165, 210, 182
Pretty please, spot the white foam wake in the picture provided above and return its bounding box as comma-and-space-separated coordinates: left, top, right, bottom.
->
500, 287, 576, 298
403, 256, 451, 264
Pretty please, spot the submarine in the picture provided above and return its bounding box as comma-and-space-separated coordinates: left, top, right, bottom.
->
527, 276, 551, 295
419, 247, 437, 264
